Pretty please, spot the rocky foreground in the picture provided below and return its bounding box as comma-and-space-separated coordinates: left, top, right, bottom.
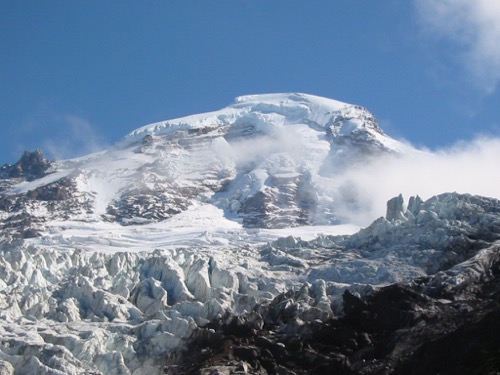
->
167, 245, 500, 374
161, 194, 500, 375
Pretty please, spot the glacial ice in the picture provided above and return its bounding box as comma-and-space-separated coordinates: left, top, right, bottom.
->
0, 192, 499, 374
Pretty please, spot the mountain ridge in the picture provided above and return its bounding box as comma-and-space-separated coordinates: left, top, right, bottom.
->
0, 93, 412, 241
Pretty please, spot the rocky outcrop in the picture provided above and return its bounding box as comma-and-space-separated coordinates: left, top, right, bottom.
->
105, 187, 193, 225
0, 175, 94, 239
237, 169, 318, 229
26, 176, 75, 201
0, 150, 52, 181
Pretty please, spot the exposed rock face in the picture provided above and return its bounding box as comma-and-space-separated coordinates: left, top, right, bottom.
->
26, 176, 75, 201
106, 187, 192, 224
0, 175, 94, 239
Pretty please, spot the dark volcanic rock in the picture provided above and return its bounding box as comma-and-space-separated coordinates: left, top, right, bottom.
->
26, 176, 74, 201
105, 187, 193, 225
165, 244, 500, 375
1, 150, 52, 181
0, 175, 95, 239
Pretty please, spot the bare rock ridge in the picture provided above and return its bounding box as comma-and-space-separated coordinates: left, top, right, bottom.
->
0, 149, 52, 180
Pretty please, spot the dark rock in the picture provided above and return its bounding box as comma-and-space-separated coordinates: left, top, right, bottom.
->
26, 177, 74, 201
233, 346, 259, 362
105, 188, 192, 225
142, 134, 155, 146
396, 308, 500, 375
222, 314, 263, 337
2, 150, 52, 181
239, 192, 269, 228
342, 290, 368, 316
357, 284, 432, 332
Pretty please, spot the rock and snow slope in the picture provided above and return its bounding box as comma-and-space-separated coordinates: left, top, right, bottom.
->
0, 93, 412, 241
0, 93, 498, 374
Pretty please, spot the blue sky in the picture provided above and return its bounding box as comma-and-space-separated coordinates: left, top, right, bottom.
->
1, 1, 500, 163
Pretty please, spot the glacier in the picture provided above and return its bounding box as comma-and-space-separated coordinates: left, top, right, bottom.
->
0, 93, 499, 374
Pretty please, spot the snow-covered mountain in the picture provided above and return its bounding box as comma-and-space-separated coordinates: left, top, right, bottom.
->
0, 93, 499, 375
0, 93, 413, 243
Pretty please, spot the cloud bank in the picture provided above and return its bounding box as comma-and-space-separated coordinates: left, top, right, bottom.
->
335, 136, 500, 226
415, 0, 500, 93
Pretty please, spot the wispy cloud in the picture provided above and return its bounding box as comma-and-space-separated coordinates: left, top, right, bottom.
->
13, 109, 108, 162
414, 0, 500, 93
335, 136, 500, 226
41, 114, 107, 160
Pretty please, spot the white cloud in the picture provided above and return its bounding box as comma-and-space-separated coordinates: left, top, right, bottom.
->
42, 114, 107, 160
335, 136, 500, 226
415, 0, 500, 93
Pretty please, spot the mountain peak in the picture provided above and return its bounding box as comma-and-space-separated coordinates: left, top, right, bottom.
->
0, 93, 410, 240
0, 149, 52, 181
121, 93, 384, 147
232, 92, 348, 109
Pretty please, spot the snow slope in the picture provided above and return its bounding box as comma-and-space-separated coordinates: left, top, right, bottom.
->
0, 93, 412, 242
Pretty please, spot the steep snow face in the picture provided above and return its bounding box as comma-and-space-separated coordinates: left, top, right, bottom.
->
0, 93, 411, 240
109, 93, 409, 229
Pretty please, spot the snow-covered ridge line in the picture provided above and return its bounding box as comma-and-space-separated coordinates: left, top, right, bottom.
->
117, 93, 379, 148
